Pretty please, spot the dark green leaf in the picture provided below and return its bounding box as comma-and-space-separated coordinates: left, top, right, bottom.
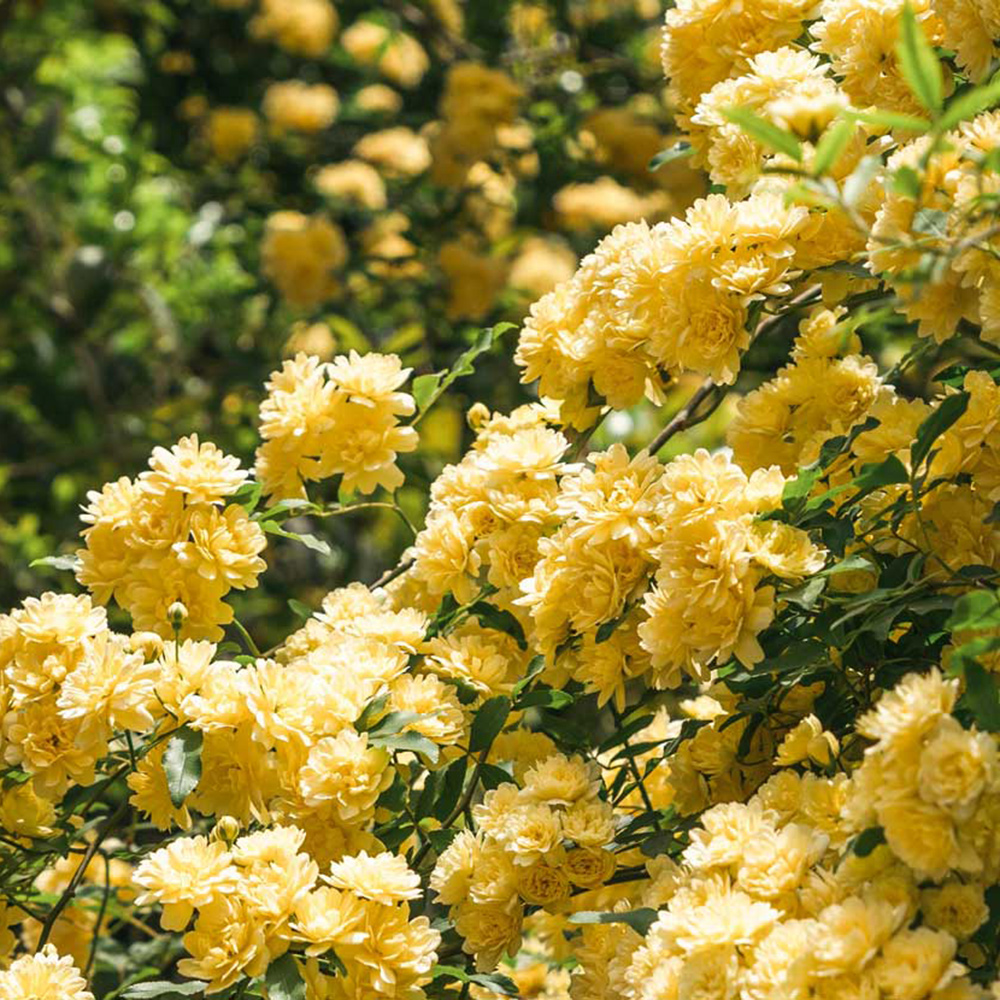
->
469, 974, 519, 996
468, 601, 527, 649
478, 762, 512, 790
896, 2, 944, 112
852, 826, 886, 857
911, 392, 969, 470
265, 953, 306, 1000
512, 655, 545, 699
516, 688, 574, 710
469, 696, 512, 752
723, 107, 803, 161
434, 757, 468, 821
961, 661, 1000, 732
163, 726, 203, 808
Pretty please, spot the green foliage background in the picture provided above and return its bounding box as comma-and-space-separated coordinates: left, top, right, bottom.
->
0, 0, 678, 643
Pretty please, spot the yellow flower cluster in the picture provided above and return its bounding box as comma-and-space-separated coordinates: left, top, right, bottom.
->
0, 945, 93, 1000
638, 449, 825, 688
431, 752, 615, 971
868, 112, 1000, 346
0, 594, 156, 796
515, 191, 812, 428
254, 350, 418, 498
134, 828, 438, 995
204, 107, 259, 163
729, 306, 884, 476
260, 211, 347, 310
688, 47, 849, 197
262, 80, 339, 134
430, 63, 523, 186
567, 666, 1000, 1000
249, 0, 338, 57
408, 402, 567, 604
340, 20, 429, 89
76, 435, 265, 639
812, 0, 946, 114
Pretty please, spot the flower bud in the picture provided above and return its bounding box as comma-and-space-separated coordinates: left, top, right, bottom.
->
167, 602, 188, 630
211, 816, 241, 845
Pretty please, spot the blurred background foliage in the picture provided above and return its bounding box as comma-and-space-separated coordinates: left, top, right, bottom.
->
1, 0, 714, 645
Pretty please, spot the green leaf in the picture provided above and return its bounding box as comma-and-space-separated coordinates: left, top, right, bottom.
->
163, 726, 203, 808
649, 142, 693, 170
947, 590, 1000, 632
231, 480, 263, 514
852, 826, 886, 857
822, 554, 876, 577
938, 75, 1000, 132
431, 966, 519, 997
366, 711, 426, 737
515, 688, 574, 710
768, 640, 828, 674
843, 155, 882, 208
369, 731, 440, 763
265, 953, 306, 1000
812, 118, 855, 175
890, 165, 921, 198
468, 601, 527, 649
848, 108, 931, 132
287, 599, 312, 621
960, 661, 1000, 732
780, 576, 827, 609
896, 2, 944, 113
261, 520, 332, 556
850, 454, 909, 493
253, 498, 319, 522
416, 322, 517, 421
412, 372, 443, 413
478, 762, 512, 790
723, 107, 803, 161
469, 973, 519, 996
512, 655, 545, 699
355, 694, 389, 731
911, 392, 969, 470
569, 908, 658, 935
121, 982, 205, 999
29, 554, 81, 572
596, 610, 628, 643
469, 695, 512, 752
912, 207, 948, 237
434, 757, 468, 821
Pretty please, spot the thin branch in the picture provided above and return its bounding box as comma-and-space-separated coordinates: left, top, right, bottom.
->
35, 799, 128, 953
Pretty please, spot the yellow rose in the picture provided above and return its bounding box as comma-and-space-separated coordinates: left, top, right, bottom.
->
563, 848, 616, 888
515, 862, 571, 905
